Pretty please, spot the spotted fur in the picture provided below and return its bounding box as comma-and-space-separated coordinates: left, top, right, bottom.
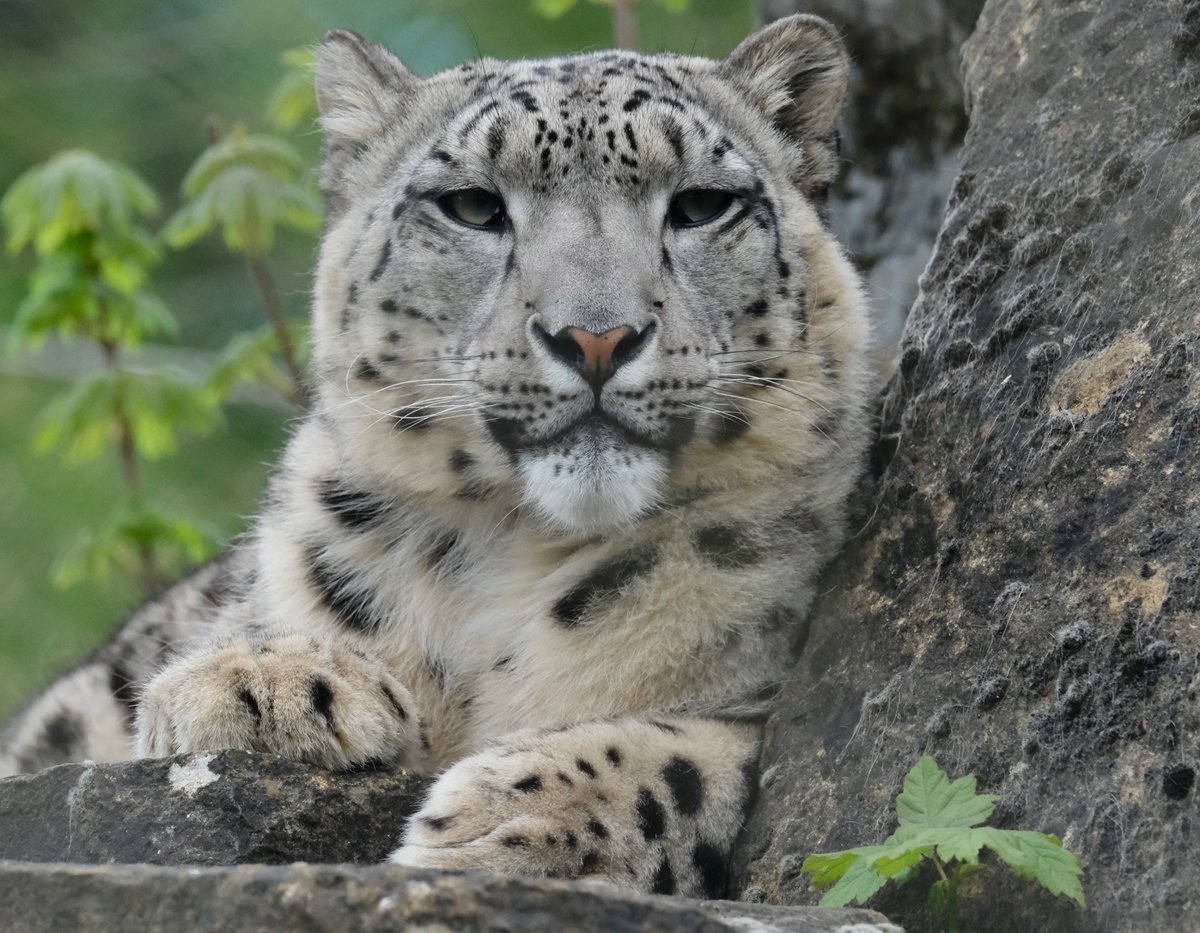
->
0, 16, 872, 897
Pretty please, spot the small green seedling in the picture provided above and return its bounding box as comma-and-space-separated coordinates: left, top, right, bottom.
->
801, 756, 1084, 931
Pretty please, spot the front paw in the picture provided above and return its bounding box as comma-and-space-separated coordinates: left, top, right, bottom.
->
134, 632, 419, 770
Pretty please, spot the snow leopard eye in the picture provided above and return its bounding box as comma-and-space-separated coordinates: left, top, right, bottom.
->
668, 189, 734, 228
439, 189, 507, 230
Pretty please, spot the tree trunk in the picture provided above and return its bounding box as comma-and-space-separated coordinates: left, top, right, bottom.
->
739, 2, 1200, 931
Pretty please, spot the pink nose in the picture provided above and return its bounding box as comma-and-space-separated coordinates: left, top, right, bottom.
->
562, 325, 637, 385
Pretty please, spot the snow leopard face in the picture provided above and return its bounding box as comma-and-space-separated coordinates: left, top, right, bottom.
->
310, 21, 854, 534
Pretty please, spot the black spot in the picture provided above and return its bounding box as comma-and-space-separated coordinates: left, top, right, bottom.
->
510, 89, 539, 112
310, 678, 336, 731
318, 479, 391, 530
426, 531, 461, 573
557, 770, 573, 786
354, 359, 383, 382
18, 711, 86, 771
486, 122, 506, 160
623, 123, 639, 152
692, 524, 762, 569
552, 543, 661, 627
306, 545, 382, 633
449, 449, 475, 473
422, 814, 453, 831
605, 746, 622, 767
692, 841, 729, 898
649, 720, 682, 735
564, 831, 578, 849
380, 683, 408, 720
432, 148, 453, 163
392, 406, 434, 432
237, 688, 262, 726
109, 659, 137, 723
651, 856, 676, 894
664, 122, 684, 160
661, 756, 704, 816
502, 835, 528, 847
577, 758, 598, 778
586, 818, 608, 839
370, 239, 391, 281
636, 787, 667, 840
513, 774, 543, 793
580, 851, 601, 873
623, 90, 651, 112
712, 407, 751, 445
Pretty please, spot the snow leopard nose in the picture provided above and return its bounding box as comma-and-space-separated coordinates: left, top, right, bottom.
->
533, 322, 655, 389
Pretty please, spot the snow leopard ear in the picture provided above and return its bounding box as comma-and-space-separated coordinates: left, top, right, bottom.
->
722, 15, 850, 143
315, 29, 419, 146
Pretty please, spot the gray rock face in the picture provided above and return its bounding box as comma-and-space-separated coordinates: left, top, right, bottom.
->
0, 749, 431, 864
738, 1, 1200, 931
761, 0, 985, 370
0, 862, 901, 933
0, 751, 899, 932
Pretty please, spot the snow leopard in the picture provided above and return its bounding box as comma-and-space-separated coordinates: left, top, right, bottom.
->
0, 15, 872, 898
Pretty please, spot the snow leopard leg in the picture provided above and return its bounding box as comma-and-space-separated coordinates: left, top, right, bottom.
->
0, 554, 252, 777
392, 717, 759, 898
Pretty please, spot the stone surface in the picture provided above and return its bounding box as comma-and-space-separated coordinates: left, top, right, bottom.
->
0, 862, 900, 933
761, 0, 985, 370
738, 1, 1200, 931
0, 749, 431, 864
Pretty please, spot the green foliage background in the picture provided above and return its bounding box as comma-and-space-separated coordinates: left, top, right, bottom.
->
0, 0, 756, 717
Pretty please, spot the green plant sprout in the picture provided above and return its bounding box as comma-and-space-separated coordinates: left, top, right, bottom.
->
163, 123, 321, 405
1, 150, 218, 591
801, 756, 1085, 932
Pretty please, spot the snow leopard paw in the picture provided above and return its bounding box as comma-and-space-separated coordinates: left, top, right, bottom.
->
134, 631, 419, 770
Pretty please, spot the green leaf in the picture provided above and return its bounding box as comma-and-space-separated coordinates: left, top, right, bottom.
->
896, 756, 998, 831
927, 878, 959, 932
800, 850, 869, 889
52, 502, 220, 589
266, 48, 318, 131
800, 756, 1086, 916
872, 841, 933, 878
818, 856, 890, 908
201, 325, 296, 405
32, 369, 216, 464
163, 163, 321, 255
1, 150, 158, 256
980, 829, 1086, 908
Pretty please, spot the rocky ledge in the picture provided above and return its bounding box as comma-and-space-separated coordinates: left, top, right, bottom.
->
0, 750, 900, 933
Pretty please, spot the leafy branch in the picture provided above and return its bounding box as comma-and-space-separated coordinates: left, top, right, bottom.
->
163, 123, 320, 406
801, 756, 1085, 932
2, 151, 219, 592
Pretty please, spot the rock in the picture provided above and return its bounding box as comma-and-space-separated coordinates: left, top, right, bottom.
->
0, 752, 900, 931
737, 1, 1200, 931
760, 0, 986, 372
0, 862, 900, 933
0, 749, 431, 864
